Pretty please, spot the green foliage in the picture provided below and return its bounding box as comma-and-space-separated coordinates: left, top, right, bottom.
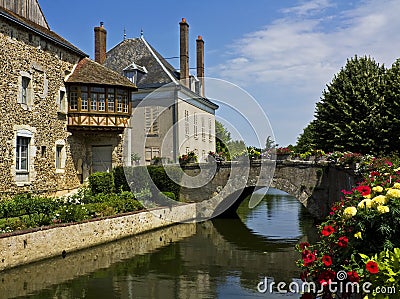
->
147, 166, 182, 200
313, 55, 386, 154
360, 249, 400, 298
118, 165, 182, 200
55, 205, 88, 223
215, 120, 232, 160
113, 166, 130, 193
88, 172, 115, 195
0, 186, 144, 233
296, 121, 317, 153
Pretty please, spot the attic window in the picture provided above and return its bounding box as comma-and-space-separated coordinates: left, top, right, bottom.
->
123, 63, 147, 84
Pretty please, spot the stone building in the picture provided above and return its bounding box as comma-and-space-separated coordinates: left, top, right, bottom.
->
0, 0, 216, 195
102, 19, 218, 165
0, 1, 136, 194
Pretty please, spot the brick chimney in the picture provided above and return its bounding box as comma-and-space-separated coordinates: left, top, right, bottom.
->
196, 35, 205, 96
179, 18, 189, 87
94, 22, 107, 64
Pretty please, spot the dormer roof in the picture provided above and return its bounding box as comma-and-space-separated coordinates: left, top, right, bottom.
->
66, 58, 137, 89
104, 37, 179, 89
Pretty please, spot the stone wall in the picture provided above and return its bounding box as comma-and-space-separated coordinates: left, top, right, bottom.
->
0, 17, 82, 195
0, 203, 196, 271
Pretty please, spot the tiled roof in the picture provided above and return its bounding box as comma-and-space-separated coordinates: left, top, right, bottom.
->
104, 37, 179, 89
66, 58, 137, 89
104, 36, 218, 110
0, 6, 87, 57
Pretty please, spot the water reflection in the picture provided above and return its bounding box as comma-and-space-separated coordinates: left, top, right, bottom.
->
1, 189, 317, 299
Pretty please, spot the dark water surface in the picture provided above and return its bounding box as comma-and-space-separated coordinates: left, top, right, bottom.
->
0, 189, 317, 299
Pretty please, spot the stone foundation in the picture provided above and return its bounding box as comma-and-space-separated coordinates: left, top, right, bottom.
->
0, 203, 196, 271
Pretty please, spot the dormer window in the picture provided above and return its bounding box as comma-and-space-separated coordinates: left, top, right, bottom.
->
123, 62, 147, 85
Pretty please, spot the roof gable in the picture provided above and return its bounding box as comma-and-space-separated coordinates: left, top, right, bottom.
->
0, 0, 49, 29
0, 5, 87, 57
66, 58, 137, 89
104, 37, 179, 89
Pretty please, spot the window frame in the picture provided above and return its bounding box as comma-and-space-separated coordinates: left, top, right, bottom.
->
16, 136, 30, 172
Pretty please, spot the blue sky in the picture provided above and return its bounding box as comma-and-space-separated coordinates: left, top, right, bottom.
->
40, 0, 400, 147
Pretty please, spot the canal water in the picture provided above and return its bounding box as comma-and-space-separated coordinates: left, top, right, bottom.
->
0, 189, 317, 299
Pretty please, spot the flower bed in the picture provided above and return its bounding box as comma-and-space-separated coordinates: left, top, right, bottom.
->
297, 156, 400, 299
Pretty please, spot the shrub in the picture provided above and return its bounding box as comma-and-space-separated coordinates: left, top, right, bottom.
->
147, 166, 182, 200
88, 172, 115, 195
54, 205, 89, 223
113, 166, 130, 193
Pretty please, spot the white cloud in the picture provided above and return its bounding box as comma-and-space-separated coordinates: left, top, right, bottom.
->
210, 0, 400, 146
212, 0, 400, 87
281, 0, 334, 16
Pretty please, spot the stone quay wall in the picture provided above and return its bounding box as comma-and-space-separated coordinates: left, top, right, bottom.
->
0, 203, 196, 271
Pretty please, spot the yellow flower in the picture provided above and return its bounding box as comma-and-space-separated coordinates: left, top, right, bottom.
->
354, 232, 362, 239
394, 183, 400, 190
372, 186, 383, 193
363, 194, 371, 199
358, 198, 372, 209
344, 206, 357, 218
372, 195, 388, 206
376, 205, 390, 214
387, 188, 400, 198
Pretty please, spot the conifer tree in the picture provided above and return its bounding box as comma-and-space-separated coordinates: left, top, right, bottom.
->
312, 55, 386, 154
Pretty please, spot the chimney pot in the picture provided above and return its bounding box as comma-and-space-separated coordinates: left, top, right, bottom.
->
94, 22, 107, 64
180, 18, 189, 86
196, 35, 205, 96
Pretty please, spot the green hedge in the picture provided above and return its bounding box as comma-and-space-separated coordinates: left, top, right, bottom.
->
88, 172, 115, 195
113, 166, 182, 200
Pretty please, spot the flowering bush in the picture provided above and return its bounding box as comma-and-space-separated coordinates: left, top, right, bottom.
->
297, 155, 400, 298
179, 151, 198, 165
276, 147, 292, 155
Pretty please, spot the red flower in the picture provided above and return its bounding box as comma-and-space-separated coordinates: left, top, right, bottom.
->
366, 261, 379, 274
299, 242, 310, 250
356, 185, 371, 196
322, 255, 332, 267
303, 250, 317, 266
318, 270, 336, 286
337, 236, 349, 248
321, 225, 335, 237
341, 189, 353, 195
347, 271, 360, 283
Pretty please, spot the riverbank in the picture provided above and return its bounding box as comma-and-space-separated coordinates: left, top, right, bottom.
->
0, 203, 196, 271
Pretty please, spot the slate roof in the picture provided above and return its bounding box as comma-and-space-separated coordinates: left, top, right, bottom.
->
66, 58, 137, 89
0, 6, 87, 57
104, 37, 179, 89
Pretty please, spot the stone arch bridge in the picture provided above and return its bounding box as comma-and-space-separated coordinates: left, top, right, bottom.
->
180, 160, 359, 219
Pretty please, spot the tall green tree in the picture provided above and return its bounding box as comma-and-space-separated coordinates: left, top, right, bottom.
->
382, 58, 400, 154
296, 121, 317, 153
313, 55, 386, 154
215, 121, 231, 158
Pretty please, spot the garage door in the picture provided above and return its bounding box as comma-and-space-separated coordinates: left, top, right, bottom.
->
92, 145, 113, 173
